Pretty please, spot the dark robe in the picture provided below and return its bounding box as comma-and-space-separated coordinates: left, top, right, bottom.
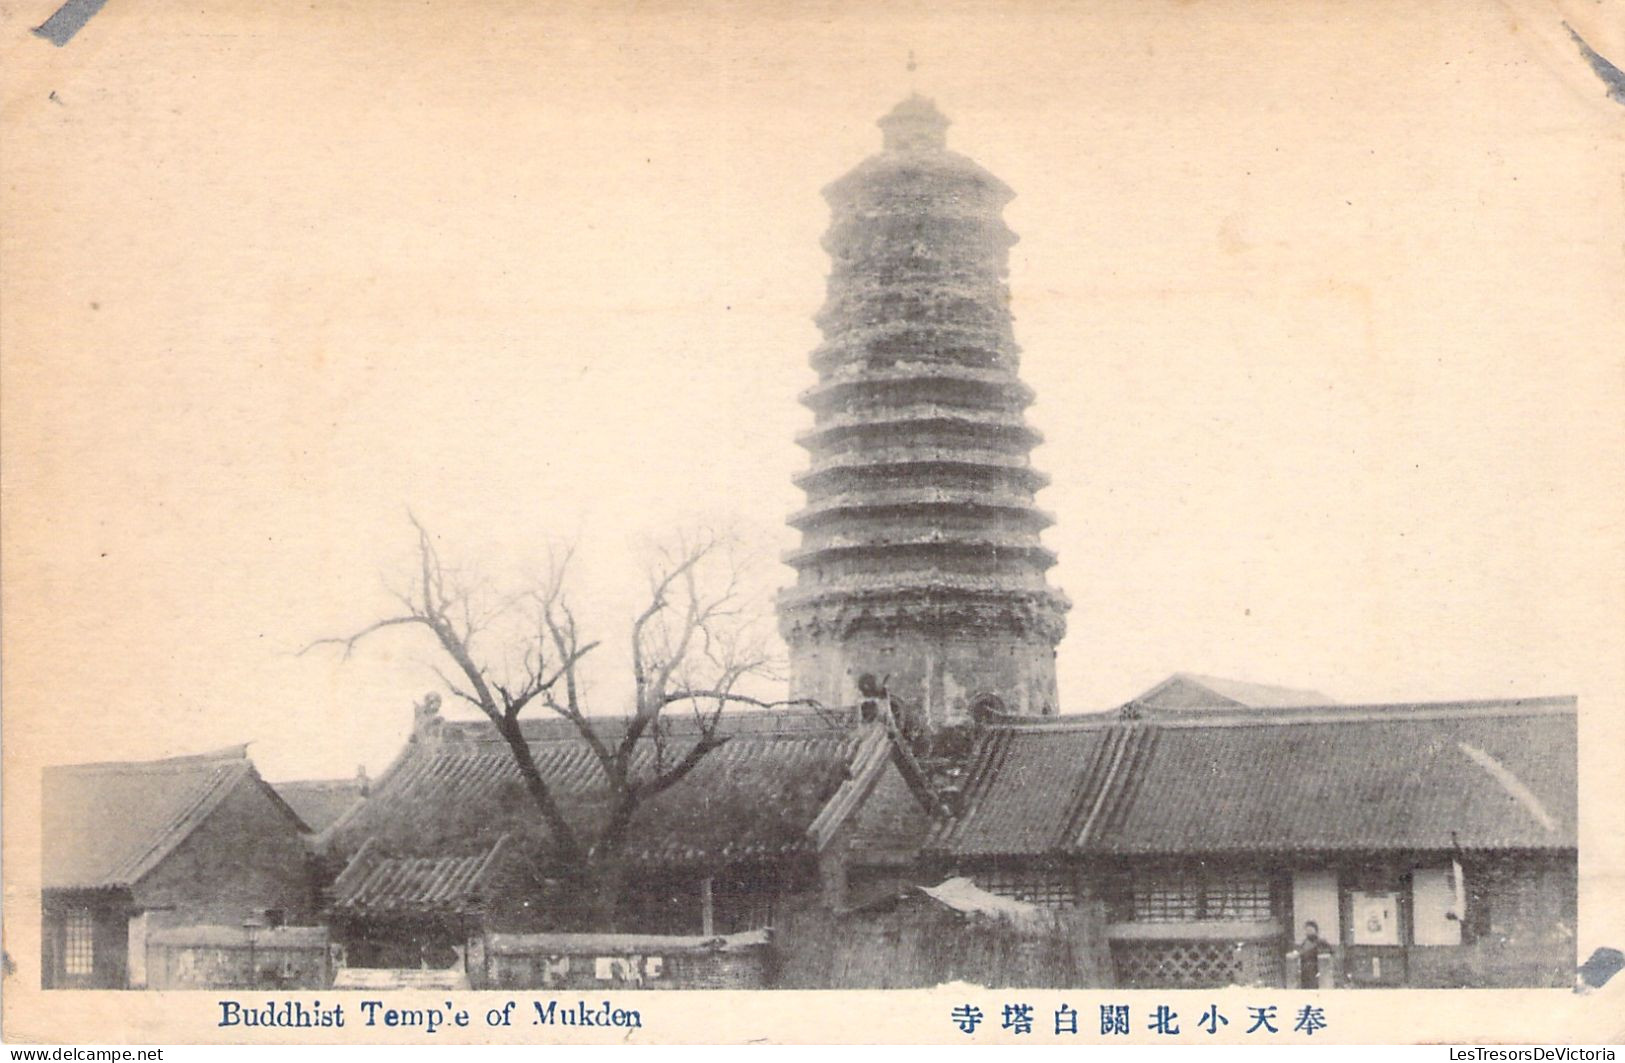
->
1297, 934, 1332, 988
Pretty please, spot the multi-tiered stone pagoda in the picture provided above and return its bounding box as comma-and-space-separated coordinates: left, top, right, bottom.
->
778, 96, 1069, 729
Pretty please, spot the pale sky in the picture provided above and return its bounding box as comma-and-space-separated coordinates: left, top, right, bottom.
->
5, 0, 1622, 822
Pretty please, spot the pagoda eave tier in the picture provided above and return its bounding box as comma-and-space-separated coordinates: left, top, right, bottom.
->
820, 151, 1015, 209
808, 327, 1018, 375
798, 363, 1034, 411
795, 405, 1041, 450
777, 583, 1069, 642
792, 450, 1050, 492
813, 278, 1014, 331
783, 536, 1058, 569
787, 488, 1054, 530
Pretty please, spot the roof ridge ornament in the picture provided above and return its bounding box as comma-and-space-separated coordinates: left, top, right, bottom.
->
412, 691, 443, 743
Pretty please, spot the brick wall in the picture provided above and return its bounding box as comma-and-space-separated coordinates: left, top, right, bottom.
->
134, 776, 314, 929
775, 893, 1113, 989
1403, 854, 1575, 988
484, 940, 771, 990
664, 949, 772, 989
133, 773, 313, 936
146, 926, 332, 989
790, 629, 1059, 728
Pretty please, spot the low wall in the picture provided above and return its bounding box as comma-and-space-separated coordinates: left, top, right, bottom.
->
1110, 938, 1284, 988
147, 925, 333, 989
1404, 940, 1571, 988
775, 898, 1113, 989
483, 930, 773, 990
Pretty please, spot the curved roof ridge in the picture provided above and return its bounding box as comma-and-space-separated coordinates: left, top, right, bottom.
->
43, 751, 309, 891
431, 705, 853, 743
46, 744, 250, 774
938, 698, 1576, 858
992, 694, 1576, 733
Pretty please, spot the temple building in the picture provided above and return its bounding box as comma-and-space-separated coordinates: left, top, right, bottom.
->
40, 95, 1582, 994
40, 748, 315, 989
774, 97, 1579, 991
778, 95, 1069, 729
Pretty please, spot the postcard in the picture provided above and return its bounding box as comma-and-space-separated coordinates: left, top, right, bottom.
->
3, 0, 1623, 1046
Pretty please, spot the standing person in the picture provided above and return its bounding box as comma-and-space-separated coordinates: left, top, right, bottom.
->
1289, 921, 1335, 988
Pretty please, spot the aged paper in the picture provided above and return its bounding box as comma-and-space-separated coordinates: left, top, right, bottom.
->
4, 0, 1624, 1045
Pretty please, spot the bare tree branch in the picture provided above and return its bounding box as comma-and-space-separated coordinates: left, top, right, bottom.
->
307, 515, 587, 865
308, 518, 803, 901
636, 733, 731, 801
299, 615, 429, 658
428, 663, 481, 709
662, 691, 821, 712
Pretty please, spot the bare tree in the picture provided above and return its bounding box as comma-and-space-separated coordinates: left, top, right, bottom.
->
304, 515, 808, 911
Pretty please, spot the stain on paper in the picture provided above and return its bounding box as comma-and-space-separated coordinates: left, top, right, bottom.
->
32, 0, 109, 47
1564, 22, 1625, 105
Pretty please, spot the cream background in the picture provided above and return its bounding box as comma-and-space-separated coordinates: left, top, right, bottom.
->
4, 0, 1622, 1043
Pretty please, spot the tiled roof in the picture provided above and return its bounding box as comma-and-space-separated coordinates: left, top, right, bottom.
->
43, 746, 306, 892
933, 697, 1577, 858
273, 778, 367, 833
329, 709, 879, 868
845, 762, 937, 862
806, 727, 892, 850
330, 836, 511, 914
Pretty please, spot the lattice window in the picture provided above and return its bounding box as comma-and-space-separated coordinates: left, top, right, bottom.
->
1133, 878, 1202, 922
1113, 941, 1244, 989
715, 891, 774, 934
1131, 872, 1273, 923
975, 869, 1077, 909
710, 866, 782, 934
1205, 875, 1273, 921
63, 908, 94, 977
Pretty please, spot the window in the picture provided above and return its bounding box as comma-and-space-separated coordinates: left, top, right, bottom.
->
1133, 878, 1201, 922
712, 883, 775, 934
709, 867, 784, 934
720, 895, 774, 934
976, 869, 1077, 909
1204, 875, 1274, 921
63, 908, 94, 977
1131, 872, 1273, 923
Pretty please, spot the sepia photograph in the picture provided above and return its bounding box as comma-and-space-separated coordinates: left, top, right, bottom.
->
3, 0, 1623, 1047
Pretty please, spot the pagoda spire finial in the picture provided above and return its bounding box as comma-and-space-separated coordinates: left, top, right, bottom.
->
877, 92, 949, 152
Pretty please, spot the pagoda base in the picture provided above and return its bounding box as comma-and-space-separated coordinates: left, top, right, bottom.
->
787, 627, 1059, 730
